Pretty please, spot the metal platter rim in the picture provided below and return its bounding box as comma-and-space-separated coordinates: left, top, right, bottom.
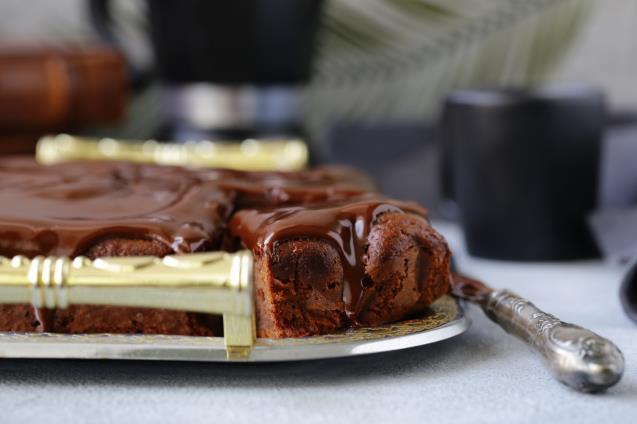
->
0, 296, 469, 362
251, 312, 470, 362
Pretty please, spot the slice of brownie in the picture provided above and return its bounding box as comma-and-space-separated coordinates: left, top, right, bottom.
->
229, 195, 451, 338
0, 158, 233, 257
0, 158, 233, 335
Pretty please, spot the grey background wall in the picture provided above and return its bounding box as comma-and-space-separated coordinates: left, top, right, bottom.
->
551, 0, 637, 111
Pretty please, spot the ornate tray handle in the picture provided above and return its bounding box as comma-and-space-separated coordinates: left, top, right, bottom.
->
36, 134, 308, 171
0, 251, 255, 360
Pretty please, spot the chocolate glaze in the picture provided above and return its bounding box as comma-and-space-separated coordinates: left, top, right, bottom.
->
0, 159, 374, 258
0, 158, 232, 257
229, 195, 428, 321
200, 165, 375, 207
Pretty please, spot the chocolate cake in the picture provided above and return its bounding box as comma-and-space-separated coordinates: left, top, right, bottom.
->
0, 157, 451, 338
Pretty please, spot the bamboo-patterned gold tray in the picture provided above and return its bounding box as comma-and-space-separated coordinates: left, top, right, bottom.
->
0, 251, 467, 362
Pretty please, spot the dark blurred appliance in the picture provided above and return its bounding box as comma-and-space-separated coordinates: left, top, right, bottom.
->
88, 0, 324, 141
440, 85, 605, 261
326, 122, 441, 210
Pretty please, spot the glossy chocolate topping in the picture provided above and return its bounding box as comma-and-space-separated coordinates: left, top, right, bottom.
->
0, 158, 232, 257
0, 159, 375, 258
201, 165, 375, 207
229, 195, 428, 320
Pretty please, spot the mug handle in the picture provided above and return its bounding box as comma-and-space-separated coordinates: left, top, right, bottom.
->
87, 0, 151, 91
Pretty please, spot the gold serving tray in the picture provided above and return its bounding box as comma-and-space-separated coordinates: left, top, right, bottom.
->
0, 136, 468, 362
0, 252, 468, 362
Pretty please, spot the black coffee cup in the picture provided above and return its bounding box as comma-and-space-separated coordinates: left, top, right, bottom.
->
440, 86, 605, 260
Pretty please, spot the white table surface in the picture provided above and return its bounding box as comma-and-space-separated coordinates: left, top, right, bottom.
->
0, 222, 635, 424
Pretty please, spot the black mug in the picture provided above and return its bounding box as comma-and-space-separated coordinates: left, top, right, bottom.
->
440, 86, 605, 261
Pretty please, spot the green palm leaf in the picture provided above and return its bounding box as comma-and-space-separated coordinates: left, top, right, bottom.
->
305, 0, 593, 142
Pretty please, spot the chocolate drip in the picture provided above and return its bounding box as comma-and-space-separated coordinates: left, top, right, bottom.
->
229, 195, 428, 320
33, 308, 54, 332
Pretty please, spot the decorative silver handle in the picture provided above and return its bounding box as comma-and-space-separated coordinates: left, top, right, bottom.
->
484, 289, 624, 393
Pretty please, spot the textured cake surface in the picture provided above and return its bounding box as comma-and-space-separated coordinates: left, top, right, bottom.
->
0, 157, 450, 338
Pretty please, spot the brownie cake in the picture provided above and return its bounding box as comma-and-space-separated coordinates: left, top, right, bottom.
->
229, 195, 450, 337
0, 157, 451, 338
